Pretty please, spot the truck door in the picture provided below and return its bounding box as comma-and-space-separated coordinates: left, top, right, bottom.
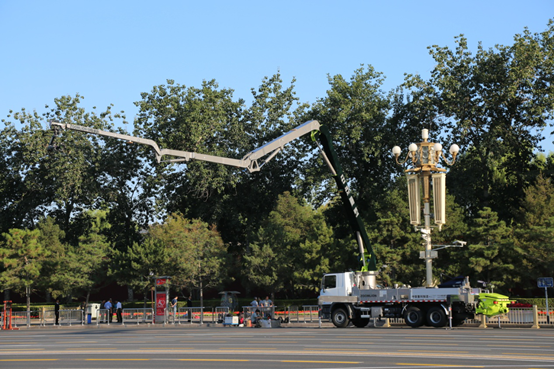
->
321, 274, 338, 296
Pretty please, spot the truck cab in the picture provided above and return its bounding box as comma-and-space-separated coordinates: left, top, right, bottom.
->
320, 272, 355, 298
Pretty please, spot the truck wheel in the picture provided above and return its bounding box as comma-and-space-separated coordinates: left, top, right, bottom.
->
426, 306, 447, 327
404, 306, 424, 328
331, 308, 349, 328
352, 317, 370, 328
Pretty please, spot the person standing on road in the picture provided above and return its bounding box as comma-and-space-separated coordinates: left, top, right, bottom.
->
171, 296, 178, 320
263, 296, 273, 307
186, 294, 192, 322
251, 309, 260, 327
54, 299, 60, 325
250, 297, 258, 307
104, 298, 113, 323
116, 300, 122, 323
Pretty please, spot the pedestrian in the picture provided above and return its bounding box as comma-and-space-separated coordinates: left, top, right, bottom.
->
104, 298, 113, 323
251, 309, 260, 327
54, 299, 60, 325
263, 295, 273, 307
250, 297, 258, 307
170, 296, 178, 319
116, 300, 122, 323
186, 294, 192, 322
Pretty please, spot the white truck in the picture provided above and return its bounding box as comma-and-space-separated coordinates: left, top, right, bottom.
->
319, 271, 484, 328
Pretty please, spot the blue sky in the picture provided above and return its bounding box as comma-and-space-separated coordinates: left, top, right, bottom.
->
1, 1, 552, 149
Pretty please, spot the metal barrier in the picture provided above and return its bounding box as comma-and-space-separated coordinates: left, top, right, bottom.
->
242, 305, 278, 326
285, 305, 300, 323
301, 305, 319, 323
11, 311, 32, 327
40, 309, 84, 327
279, 305, 316, 323
174, 307, 193, 324
214, 306, 229, 324
182, 307, 206, 324
121, 308, 153, 325
481, 307, 553, 327
537, 307, 554, 325
96, 308, 114, 325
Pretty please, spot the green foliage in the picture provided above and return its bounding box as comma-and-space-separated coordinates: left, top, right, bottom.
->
49, 210, 111, 299
513, 175, 554, 290
0, 228, 47, 293
146, 214, 230, 292
403, 21, 554, 221
0, 228, 49, 309
243, 192, 333, 297
35, 217, 67, 296
303, 65, 396, 214
369, 180, 423, 286
466, 207, 519, 292
1, 21, 554, 301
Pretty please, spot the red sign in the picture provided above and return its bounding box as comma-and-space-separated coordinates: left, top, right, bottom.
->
156, 292, 167, 316
156, 278, 168, 285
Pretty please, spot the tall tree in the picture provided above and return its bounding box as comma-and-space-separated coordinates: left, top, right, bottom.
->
403, 20, 554, 220
110, 237, 169, 306
134, 79, 247, 210
226, 73, 311, 251
50, 210, 111, 303
0, 94, 128, 235
0, 228, 49, 311
36, 217, 67, 300
513, 175, 554, 291
146, 214, 230, 297
466, 207, 518, 293
243, 192, 333, 297
303, 65, 395, 214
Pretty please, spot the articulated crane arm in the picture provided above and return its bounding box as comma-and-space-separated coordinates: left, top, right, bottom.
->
49, 120, 319, 173
49, 119, 377, 271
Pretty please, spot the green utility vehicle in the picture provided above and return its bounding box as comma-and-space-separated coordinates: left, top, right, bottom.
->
476, 293, 513, 316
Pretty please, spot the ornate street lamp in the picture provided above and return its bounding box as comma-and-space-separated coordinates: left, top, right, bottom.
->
392, 129, 459, 287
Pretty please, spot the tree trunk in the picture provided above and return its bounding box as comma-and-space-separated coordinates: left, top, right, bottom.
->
26, 286, 31, 327
26, 286, 31, 312
127, 286, 134, 302
200, 278, 204, 325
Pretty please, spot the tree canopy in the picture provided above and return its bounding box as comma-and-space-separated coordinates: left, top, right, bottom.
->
1, 20, 554, 302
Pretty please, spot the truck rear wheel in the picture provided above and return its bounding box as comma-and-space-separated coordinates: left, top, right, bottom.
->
426, 306, 447, 327
331, 308, 349, 328
404, 306, 424, 328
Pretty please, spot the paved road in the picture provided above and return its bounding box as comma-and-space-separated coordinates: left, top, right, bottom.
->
0, 324, 553, 368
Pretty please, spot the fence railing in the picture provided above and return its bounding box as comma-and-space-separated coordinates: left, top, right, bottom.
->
3, 305, 552, 329
475, 307, 553, 327
282, 305, 319, 323
121, 308, 153, 325
5, 309, 86, 328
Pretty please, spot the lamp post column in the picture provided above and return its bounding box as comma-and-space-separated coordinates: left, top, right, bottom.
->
420, 172, 434, 287
392, 129, 459, 288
